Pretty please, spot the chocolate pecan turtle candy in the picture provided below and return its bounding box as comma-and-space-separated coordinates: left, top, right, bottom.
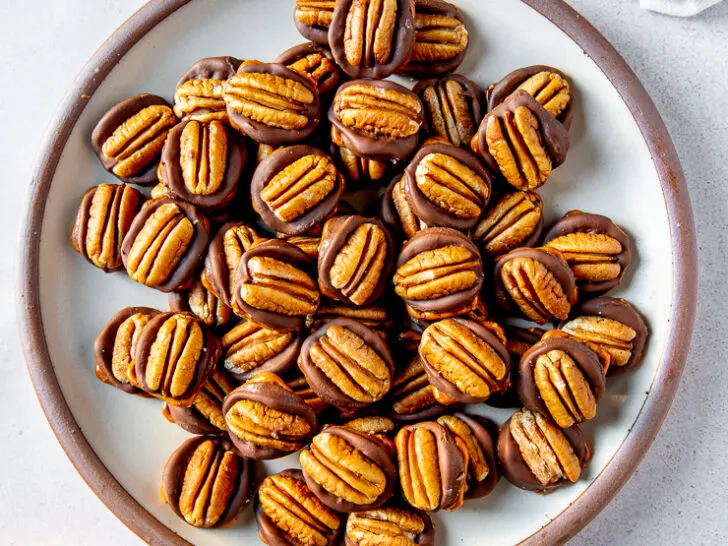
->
300, 425, 396, 512
493, 247, 578, 324
472, 191, 544, 256
160, 118, 246, 211
330, 79, 424, 161
419, 318, 510, 405
162, 368, 239, 435
169, 275, 231, 328
404, 142, 492, 230
221, 319, 301, 381
93, 306, 160, 395
381, 174, 426, 240
394, 227, 483, 319
402, 0, 469, 77
232, 239, 320, 331
300, 318, 395, 410
543, 210, 632, 296
132, 311, 220, 406
174, 56, 242, 123
121, 198, 210, 292
395, 421, 467, 511
251, 145, 345, 235
487, 65, 574, 129
222, 372, 317, 459
274, 42, 342, 96
498, 407, 590, 493
70, 183, 143, 272
256, 469, 342, 546
223, 62, 322, 145
308, 301, 393, 337
473, 90, 570, 191
328, 0, 416, 79
318, 215, 395, 306
162, 435, 252, 528
336, 145, 391, 185
345, 505, 435, 546
560, 296, 648, 375
294, 0, 338, 45
91, 94, 177, 185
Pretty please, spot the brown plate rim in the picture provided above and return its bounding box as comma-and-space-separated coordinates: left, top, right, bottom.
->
16, 1, 697, 545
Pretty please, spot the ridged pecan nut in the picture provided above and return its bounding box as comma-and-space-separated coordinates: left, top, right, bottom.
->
162, 436, 251, 528
256, 469, 341, 546
91, 94, 177, 185
543, 210, 632, 295
71, 183, 143, 271
169, 275, 231, 328
318, 215, 395, 306
121, 198, 210, 292
294, 0, 338, 45
300, 425, 396, 512
345, 506, 435, 546
330, 80, 424, 161
498, 408, 590, 492
388, 346, 449, 422
472, 191, 543, 256
274, 42, 342, 95
419, 318, 510, 404
541, 329, 613, 375
221, 319, 301, 381
395, 421, 467, 511
222, 373, 317, 459
329, 0, 416, 79
404, 143, 492, 230
381, 174, 426, 240
474, 91, 570, 191
174, 56, 242, 123
251, 145, 345, 235
287, 373, 330, 413
394, 227, 483, 315
232, 239, 320, 331
300, 318, 395, 410
278, 233, 322, 260
224, 62, 321, 145
307, 302, 393, 338
494, 247, 578, 324
402, 0, 469, 77
162, 368, 239, 435
132, 312, 220, 406
344, 416, 396, 439
337, 145, 390, 185
93, 306, 160, 395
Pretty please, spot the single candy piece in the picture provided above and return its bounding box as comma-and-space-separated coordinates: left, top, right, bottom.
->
300, 425, 396, 513
300, 318, 395, 410
294, 0, 338, 45
162, 368, 239, 435
473, 91, 570, 191
330, 79, 424, 161
121, 198, 210, 292
419, 318, 510, 405
91, 94, 177, 185
394, 227, 483, 318
381, 174, 426, 240
328, 0, 416, 79
403, 142, 492, 230
336, 145, 391, 185
493, 247, 578, 324
251, 145, 345, 235
232, 239, 320, 331
220, 319, 301, 381
401, 0, 469, 77
543, 210, 632, 296
472, 191, 543, 256
93, 306, 160, 395
498, 407, 590, 493
394, 421, 467, 511
318, 215, 395, 306
70, 183, 143, 272
256, 469, 342, 546
274, 42, 342, 95
174, 56, 242, 123
169, 275, 231, 328
345, 505, 435, 546
161, 436, 252, 528
486, 326, 544, 409
560, 296, 648, 375
224, 62, 322, 145
222, 373, 317, 459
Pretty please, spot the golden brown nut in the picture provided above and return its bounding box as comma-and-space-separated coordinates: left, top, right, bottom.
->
541, 329, 613, 375
70, 184, 143, 271
174, 56, 241, 123
337, 146, 390, 185
277, 233, 322, 260
345, 506, 435, 546
274, 41, 342, 95
518, 71, 571, 119
344, 416, 396, 438
307, 301, 393, 338
472, 191, 544, 256
381, 174, 427, 241
294, 0, 338, 45
169, 275, 231, 328
395, 421, 467, 511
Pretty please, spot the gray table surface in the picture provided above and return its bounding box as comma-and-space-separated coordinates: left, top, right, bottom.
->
2, 0, 726, 544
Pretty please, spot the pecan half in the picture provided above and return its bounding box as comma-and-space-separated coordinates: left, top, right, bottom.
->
71, 183, 143, 271
345, 506, 434, 546
174, 56, 241, 123
388, 350, 448, 422
294, 0, 338, 45
338, 145, 390, 185
169, 275, 231, 328
472, 191, 543, 256
274, 42, 342, 95
221, 319, 300, 380
381, 174, 426, 240
344, 416, 395, 438
307, 302, 393, 338
278, 233, 322, 260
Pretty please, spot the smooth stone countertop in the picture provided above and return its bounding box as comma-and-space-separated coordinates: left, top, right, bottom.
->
1, 0, 726, 544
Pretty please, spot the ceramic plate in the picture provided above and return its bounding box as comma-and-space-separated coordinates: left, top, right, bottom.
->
18, 0, 696, 544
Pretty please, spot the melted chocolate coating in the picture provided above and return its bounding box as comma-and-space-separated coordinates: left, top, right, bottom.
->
273, 42, 342, 95
293, 6, 332, 46
176, 56, 242, 87
453, 413, 500, 499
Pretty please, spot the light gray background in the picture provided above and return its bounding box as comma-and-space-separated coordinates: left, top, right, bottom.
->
1, 0, 726, 544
